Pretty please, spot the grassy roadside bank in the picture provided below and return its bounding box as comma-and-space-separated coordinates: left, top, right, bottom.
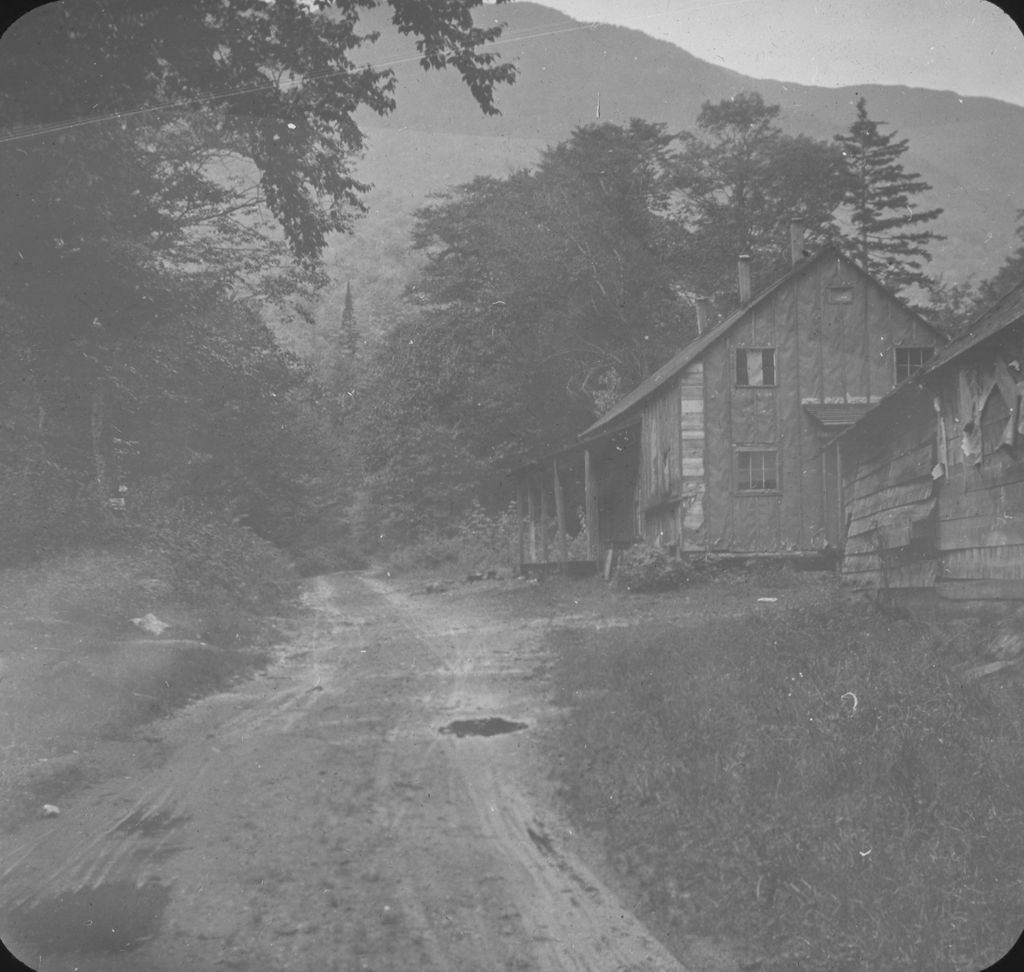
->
0, 538, 300, 830
542, 573, 1024, 972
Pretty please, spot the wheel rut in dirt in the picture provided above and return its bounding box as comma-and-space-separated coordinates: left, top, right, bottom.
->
1, 573, 688, 972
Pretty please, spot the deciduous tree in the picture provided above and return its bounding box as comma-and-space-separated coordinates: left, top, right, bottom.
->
351, 120, 691, 542
1, 0, 515, 261
676, 91, 850, 305
0, 0, 515, 555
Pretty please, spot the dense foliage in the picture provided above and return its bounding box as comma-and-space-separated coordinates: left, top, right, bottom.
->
677, 92, 851, 303
351, 120, 693, 544
1, 1, 515, 570
350, 96, 864, 544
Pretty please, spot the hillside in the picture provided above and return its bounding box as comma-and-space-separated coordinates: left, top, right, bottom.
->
304, 1, 1024, 366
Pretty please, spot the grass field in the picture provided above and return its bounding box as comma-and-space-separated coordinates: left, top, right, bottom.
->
0, 546, 289, 831
543, 571, 1024, 971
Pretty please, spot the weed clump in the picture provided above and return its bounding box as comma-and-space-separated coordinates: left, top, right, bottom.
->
548, 593, 1024, 971
614, 544, 717, 592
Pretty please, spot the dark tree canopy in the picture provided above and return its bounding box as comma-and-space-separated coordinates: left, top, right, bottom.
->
0, 0, 516, 262
352, 104, 864, 543
834, 96, 944, 292
676, 91, 851, 305
0, 1, 516, 560
351, 120, 693, 542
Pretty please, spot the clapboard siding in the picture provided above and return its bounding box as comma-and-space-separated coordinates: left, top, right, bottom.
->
847, 441, 935, 503
636, 362, 707, 549
944, 545, 1024, 579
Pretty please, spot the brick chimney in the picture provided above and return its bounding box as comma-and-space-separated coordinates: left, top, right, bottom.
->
695, 297, 710, 335
789, 218, 806, 266
737, 254, 752, 304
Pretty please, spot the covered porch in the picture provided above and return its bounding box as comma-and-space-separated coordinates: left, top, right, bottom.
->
511, 426, 640, 575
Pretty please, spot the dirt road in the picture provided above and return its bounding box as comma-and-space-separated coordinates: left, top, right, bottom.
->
1, 572, 687, 972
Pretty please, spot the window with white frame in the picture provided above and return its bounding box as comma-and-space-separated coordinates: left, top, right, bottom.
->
735, 348, 776, 387
737, 449, 779, 491
895, 347, 934, 382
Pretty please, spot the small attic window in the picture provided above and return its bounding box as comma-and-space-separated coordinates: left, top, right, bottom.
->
896, 347, 934, 382
827, 285, 854, 304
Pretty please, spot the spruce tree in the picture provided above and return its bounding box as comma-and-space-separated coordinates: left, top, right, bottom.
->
834, 97, 944, 292
340, 282, 358, 359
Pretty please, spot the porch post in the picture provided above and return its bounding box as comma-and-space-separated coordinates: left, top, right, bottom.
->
585, 447, 599, 560
553, 458, 568, 570
836, 440, 845, 559
540, 480, 550, 562
527, 478, 538, 563
516, 476, 526, 569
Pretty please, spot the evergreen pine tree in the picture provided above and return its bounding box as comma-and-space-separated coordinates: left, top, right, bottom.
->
340, 281, 358, 358
834, 97, 944, 292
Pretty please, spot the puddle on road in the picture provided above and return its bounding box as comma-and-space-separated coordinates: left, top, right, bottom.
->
7, 880, 170, 958
439, 717, 528, 738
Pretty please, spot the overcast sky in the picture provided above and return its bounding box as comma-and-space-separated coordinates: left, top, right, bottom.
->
519, 0, 1024, 106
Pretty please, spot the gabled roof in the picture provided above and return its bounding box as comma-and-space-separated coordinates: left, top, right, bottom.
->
579, 246, 941, 441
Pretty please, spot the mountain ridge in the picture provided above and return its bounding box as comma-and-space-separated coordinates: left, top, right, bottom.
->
300, 2, 1024, 365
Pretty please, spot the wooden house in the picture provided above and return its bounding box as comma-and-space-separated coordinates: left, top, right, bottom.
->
514, 223, 945, 568
839, 280, 1024, 610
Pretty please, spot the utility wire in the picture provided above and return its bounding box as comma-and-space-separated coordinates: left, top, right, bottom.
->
0, 19, 599, 145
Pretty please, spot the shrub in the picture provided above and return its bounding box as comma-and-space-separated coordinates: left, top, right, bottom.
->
385, 501, 519, 574
122, 485, 298, 620
385, 535, 463, 573
614, 543, 701, 591
0, 459, 116, 566
454, 501, 518, 569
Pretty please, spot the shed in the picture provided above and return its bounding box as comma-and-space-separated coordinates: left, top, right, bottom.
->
839, 280, 1024, 610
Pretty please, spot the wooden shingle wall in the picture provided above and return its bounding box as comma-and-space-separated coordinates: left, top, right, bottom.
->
841, 395, 939, 589
840, 328, 1024, 604
932, 340, 1024, 602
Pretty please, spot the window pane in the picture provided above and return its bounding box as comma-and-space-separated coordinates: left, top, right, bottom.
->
896, 347, 933, 382
736, 349, 776, 386
738, 451, 778, 490
747, 352, 763, 385
736, 350, 749, 385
